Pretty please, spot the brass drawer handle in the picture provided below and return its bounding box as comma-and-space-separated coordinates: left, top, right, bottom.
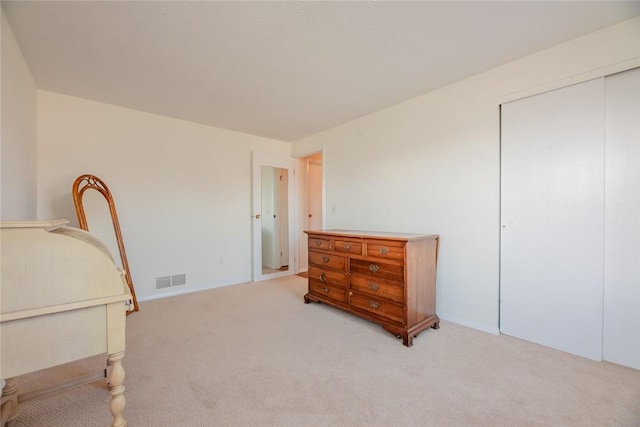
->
314, 240, 322, 246
322, 286, 330, 293
379, 247, 389, 255
343, 243, 352, 251
369, 301, 380, 310
369, 264, 380, 274
369, 283, 379, 292
322, 256, 329, 263
320, 272, 327, 283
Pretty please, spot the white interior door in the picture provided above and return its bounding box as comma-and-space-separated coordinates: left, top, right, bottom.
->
603, 67, 640, 369
252, 152, 295, 282
500, 78, 605, 361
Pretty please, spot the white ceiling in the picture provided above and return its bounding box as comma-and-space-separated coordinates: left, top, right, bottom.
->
3, 1, 640, 142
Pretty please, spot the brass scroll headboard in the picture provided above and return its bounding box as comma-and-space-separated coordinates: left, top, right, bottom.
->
72, 174, 140, 313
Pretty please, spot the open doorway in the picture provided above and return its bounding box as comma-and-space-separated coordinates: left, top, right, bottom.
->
306, 153, 323, 231
296, 151, 323, 276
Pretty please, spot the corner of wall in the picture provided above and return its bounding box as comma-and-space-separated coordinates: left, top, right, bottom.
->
1, 10, 38, 220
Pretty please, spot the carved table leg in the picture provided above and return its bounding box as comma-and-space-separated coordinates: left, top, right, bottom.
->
107, 351, 126, 427
1, 379, 19, 427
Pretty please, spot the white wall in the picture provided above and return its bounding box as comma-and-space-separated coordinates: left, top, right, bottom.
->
292, 17, 640, 334
37, 91, 291, 300
1, 12, 37, 220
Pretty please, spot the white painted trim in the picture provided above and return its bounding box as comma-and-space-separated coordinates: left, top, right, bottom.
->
498, 57, 640, 105
439, 314, 500, 336
138, 280, 247, 302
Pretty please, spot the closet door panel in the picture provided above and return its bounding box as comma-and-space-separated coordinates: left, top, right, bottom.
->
603, 67, 640, 369
500, 79, 605, 361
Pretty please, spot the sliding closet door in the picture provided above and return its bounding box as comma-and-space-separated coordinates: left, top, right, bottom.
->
500, 78, 605, 361
603, 67, 640, 369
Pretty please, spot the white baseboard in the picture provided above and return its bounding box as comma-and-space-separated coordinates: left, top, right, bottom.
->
138, 280, 246, 303
438, 314, 500, 335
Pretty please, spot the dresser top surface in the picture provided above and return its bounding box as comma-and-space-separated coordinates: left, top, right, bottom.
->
304, 229, 438, 241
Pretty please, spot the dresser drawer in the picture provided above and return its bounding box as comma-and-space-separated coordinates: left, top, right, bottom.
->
309, 280, 347, 304
308, 251, 346, 271
308, 236, 331, 251
350, 259, 404, 284
350, 292, 404, 324
367, 243, 405, 261
308, 266, 348, 288
334, 240, 363, 255
350, 276, 404, 304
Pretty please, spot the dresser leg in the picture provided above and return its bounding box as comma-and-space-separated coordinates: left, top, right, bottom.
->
1, 378, 19, 427
107, 351, 126, 427
402, 334, 414, 347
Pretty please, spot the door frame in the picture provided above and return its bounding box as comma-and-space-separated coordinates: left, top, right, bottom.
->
294, 147, 325, 273
251, 151, 296, 282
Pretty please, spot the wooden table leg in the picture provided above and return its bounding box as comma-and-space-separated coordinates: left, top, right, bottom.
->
107, 352, 126, 427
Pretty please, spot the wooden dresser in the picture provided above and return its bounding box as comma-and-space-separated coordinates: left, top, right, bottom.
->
304, 229, 439, 347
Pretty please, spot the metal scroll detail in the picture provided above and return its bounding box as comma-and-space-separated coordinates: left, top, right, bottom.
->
72, 174, 139, 314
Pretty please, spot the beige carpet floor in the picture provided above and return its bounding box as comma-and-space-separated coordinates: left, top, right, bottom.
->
9, 275, 640, 426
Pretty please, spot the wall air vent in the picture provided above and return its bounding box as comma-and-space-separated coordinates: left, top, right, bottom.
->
171, 274, 186, 286
156, 276, 171, 289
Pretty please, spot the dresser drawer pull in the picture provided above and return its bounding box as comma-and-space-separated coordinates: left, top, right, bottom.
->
314, 240, 322, 246
369, 301, 380, 310
320, 272, 327, 283
322, 286, 330, 293
369, 264, 380, 273
369, 283, 380, 292
379, 247, 389, 255
343, 243, 352, 251
322, 256, 329, 263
